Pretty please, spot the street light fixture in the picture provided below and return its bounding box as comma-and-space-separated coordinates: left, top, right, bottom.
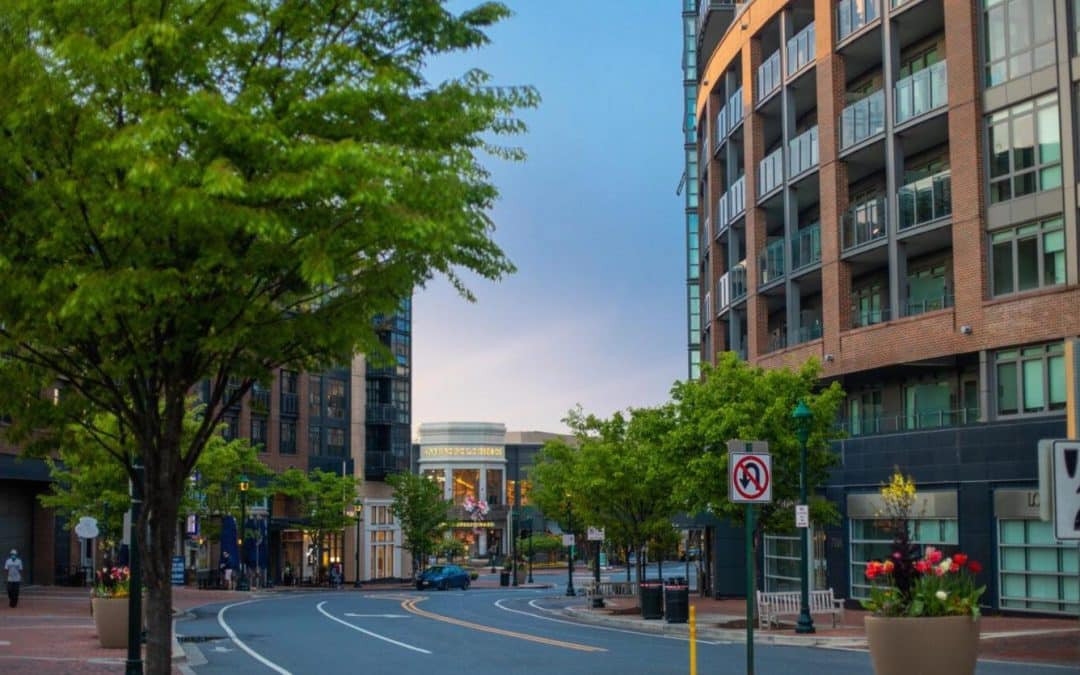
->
237, 474, 250, 592
353, 497, 363, 588
565, 494, 575, 597
791, 400, 815, 634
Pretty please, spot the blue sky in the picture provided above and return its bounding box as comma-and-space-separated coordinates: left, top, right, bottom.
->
412, 1, 687, 436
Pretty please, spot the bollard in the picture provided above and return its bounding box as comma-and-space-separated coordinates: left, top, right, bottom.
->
689, 604, 697, 675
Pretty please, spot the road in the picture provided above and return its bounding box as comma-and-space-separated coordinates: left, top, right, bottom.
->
176, 587, 1069, 675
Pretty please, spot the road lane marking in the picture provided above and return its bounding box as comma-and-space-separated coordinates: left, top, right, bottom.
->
217, 600, 293, 675
316, 601, 431, 654
500, 598, 726, 645
400, 597, 605, 653
343, 613, 409, 618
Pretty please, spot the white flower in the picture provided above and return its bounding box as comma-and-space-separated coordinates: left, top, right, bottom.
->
937, 558, 952, 575
935, 590, 948, 601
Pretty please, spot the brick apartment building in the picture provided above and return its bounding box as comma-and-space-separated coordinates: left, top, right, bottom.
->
684, 0, 1077, 614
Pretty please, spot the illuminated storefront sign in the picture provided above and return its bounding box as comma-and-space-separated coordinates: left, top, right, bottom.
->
449, 521, 496, 528
420, 446, 505, 459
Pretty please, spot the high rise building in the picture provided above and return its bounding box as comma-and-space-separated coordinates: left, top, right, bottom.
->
690, 0, 1078, 614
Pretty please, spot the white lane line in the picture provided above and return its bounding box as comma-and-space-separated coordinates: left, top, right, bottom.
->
496, 598, 726, 645
217, 600, 293, 675
316, 601, 431, 654
343, 613, 409, 618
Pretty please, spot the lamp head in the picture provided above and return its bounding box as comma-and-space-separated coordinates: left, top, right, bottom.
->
791, 400, 813, 442
238, 474, 250, 492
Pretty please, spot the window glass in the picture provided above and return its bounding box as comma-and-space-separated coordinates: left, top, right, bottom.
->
1043, 229, 1065, 284
1016, 234, 1039, 290
452, 468, 479, 505
423, 469, 446, 495
1036, 105, 1060, 163
997, 361, 1018, 414
1022, 359, 1045, 411
1049, 355, 1066, 408
992, 239, 1014, 294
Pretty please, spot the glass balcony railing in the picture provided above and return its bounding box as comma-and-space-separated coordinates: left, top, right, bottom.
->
905, 293, 953, 317
716, 189, 729, 234
844, 406, 981, 437
850, 305, 891, 329
790, 223, 822, 271
758, 51, 781, 103
895, 61, 947, 125
759, 239, 786, 286
717, 273, 729, 312
728, 175, 746, 222
759, 147, 784, 196
840, 89, 885, 149
795, 317, 823, 344
898, 170, 951, 230
730, 262, 748, 302
714, 107, 727, 152
704, 215, 712, 244
788, 126, 819, 177
837, 0, 880, 42
842, 197, 887, 251
787, 22, 815, 76
767, 329, 788, 353
727, 88, 743, 131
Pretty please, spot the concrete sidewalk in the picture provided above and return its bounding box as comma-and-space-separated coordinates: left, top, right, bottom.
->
559, 593, 1080, 667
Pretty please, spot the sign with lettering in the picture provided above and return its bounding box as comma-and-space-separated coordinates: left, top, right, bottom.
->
171, 556, 185, 586
419, 446, 505, 459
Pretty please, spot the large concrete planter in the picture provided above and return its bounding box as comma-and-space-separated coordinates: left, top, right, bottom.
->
91, 597, 130, 649
865, 614, 980, 675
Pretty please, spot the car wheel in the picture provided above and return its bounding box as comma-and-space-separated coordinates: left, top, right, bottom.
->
463, 579, 470, 590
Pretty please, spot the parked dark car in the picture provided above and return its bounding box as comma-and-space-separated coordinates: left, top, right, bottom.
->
415, 564, 470, 591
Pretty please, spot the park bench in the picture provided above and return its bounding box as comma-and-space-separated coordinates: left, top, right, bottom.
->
755, 588, 845, 629
582, 580, 638, 601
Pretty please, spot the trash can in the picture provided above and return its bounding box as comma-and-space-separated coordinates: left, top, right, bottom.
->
499, 570, 510, 587
664, 577, 689, 623
640, 579, 664, 620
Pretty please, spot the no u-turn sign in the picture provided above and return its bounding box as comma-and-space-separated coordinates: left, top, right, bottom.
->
729, 450, 772, 504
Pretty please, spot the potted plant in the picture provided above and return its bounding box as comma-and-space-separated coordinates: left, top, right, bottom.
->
861, 470, 986, 675
91, 565, 134, 648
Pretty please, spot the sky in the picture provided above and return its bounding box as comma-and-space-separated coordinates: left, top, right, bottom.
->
412, 1, 687, 437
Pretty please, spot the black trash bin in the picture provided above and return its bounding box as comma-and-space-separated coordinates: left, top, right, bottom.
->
664, 577, 689, 623
499, 570, 510, 587
640, 579, 664, 619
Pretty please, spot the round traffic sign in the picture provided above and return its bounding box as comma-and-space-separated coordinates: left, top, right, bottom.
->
732, 455, 770, 501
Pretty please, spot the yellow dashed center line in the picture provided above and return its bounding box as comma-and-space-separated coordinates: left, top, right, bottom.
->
400, 597, 606, 653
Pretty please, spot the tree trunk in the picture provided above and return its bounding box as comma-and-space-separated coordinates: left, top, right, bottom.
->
142, 462, 183, 675
625, 545, 631, 582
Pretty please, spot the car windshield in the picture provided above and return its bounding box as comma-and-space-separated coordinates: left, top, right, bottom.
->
426, 566, 445, 575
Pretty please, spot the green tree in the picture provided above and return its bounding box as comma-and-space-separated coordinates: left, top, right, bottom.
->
186, 433, 274, 548
0, 2, 534, 670
386, 471, 450, 574
274, 468, 357, 584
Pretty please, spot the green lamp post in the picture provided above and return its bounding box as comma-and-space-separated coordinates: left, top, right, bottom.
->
791, 401, 815, 634
236, 474, 250, 592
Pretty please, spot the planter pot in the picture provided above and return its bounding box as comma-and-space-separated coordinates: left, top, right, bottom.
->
91, 597, 130, 649
865, 615, 980, 675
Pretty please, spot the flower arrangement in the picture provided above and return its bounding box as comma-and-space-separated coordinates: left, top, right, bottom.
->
462, 494, 490, 536
93, 565, 131, 599
860, 470, 985, 619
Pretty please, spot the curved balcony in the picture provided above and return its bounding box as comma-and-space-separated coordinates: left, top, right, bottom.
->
837, 0, 881, 42
787, 22, 815, 77
788, 126, 819, 178
758, 50, 781, 104
758, 147, 784, 198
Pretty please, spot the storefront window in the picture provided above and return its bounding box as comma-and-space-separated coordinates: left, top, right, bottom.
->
505, 479, 532, 506
765, 531, 826, 592
452, 468, 479, 505
370, 529, 394, 579
486, 469, 503, 505
423, 469, 446, 497
999, 519, 1079, 614
850, 517, 958, 599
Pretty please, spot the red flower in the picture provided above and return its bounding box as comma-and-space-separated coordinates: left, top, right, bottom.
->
865, 561, 883, 579
968, 560, 982, 574
915, 560, 931, 574
953, 553, 968, 567
925, 547, 943, 564
882, 560, 895, 574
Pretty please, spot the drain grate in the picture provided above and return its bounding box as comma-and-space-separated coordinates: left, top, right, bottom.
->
177, 635, 226, 643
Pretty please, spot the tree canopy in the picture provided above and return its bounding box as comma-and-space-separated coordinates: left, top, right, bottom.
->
387, 470, 450, 572
0, 2, 535, 670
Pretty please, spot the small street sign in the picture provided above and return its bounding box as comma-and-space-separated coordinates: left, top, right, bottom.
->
795, 504, 809, 528
1053, 440, 1080, 540
586, 527, 605, 541
74, 516, 99, 540
729, 452, 772, 504
562, 534, 575, 547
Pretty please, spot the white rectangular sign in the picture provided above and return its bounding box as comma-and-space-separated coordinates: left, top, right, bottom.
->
587, 527, 605, 541
562, 534, 575, 547
729, 451, 772, 504
1053, 440, 1080, 540
795, 504, 809, 528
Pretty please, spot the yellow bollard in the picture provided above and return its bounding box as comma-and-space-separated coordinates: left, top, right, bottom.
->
689, 604, 697, 675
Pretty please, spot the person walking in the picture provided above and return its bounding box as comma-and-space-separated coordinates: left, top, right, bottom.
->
5, 549, 23, 608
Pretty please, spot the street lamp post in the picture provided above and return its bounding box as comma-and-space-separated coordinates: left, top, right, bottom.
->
792, 401, 815, 634
237, 474, 250, 592
527, 528, 534, 584
353, 497, 363, 588
565, 499, 575, 597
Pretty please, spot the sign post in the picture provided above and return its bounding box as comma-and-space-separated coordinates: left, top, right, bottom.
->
587, 527, 605, 608
729, 440, 771, 675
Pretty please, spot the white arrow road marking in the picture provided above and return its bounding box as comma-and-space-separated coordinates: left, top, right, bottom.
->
316, 602, 431, 654
0, 641, 10, 646
211, 645, 235, 653
343, 613, 410, 618
217, 600, 293, 675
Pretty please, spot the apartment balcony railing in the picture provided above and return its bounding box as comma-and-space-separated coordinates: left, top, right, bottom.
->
842, 196, 887, 251
728, 175, 746, 222
717, 273, 730, 312
759, 239, 786, 286
714, 106, 727, 153
898, 170, 951, 230
716, 190, 729, 235
366, 403, 398, 424
787, 22, 815, 75
759, 147, 784, 196
840, 89, 885, 149
795, 317, 823, 344
767, 329, 788, 352
704, 215, 712, 245
788, 126, 819, 177
790, 223, 822, 271
280, 392, 299, 416
837, 0, 880, 42
895, 60, 947, 125
705, 290, 713, 322
758, 50, 781, 103
904, 293, 953, 317
736, 346, 748, 361
251, 387, 271, 413
727, 87, 743, 131
843, 407, 981, 437
850, 305, 891, 328
730, 262, 748, 302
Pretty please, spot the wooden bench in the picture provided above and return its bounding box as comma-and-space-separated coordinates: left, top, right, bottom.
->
756, 588, 845, 629
582, 580, 638, 600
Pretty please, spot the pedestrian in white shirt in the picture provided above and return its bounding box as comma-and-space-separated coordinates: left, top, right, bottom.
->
5, 549, 23, 608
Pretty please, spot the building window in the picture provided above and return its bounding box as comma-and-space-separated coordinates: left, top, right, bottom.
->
308, 376, 322, 417
904, 381, 952, 429
851, 517, 958, 599
251, 415, 267, 451
990, 216, 1066, 295
326, 428, 345, 457
984, 0, 1056, 87
486, 469, 503, 506
987, 93, 1061, 203
765, 532, 827, 592
505, 479, 532, 507
999, 518, 1079, 614
423, 469, 446, 496
326, 379, 346, 419
847, 389, 883, 435
223, 414, 239, 441
851, 282, 886, 328
308, 424, 321, 454
280, 420, 297, 454
905, 262, 950, 316
995, 342, 1066, 415
451, 469, 479, 506
280, 370, 298, 416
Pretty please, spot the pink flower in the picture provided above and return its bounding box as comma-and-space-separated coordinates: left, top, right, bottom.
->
915, 560, 931, 574
925, 546, 943, 565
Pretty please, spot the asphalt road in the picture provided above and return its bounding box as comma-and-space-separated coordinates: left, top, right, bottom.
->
176, 588, 1072, 675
